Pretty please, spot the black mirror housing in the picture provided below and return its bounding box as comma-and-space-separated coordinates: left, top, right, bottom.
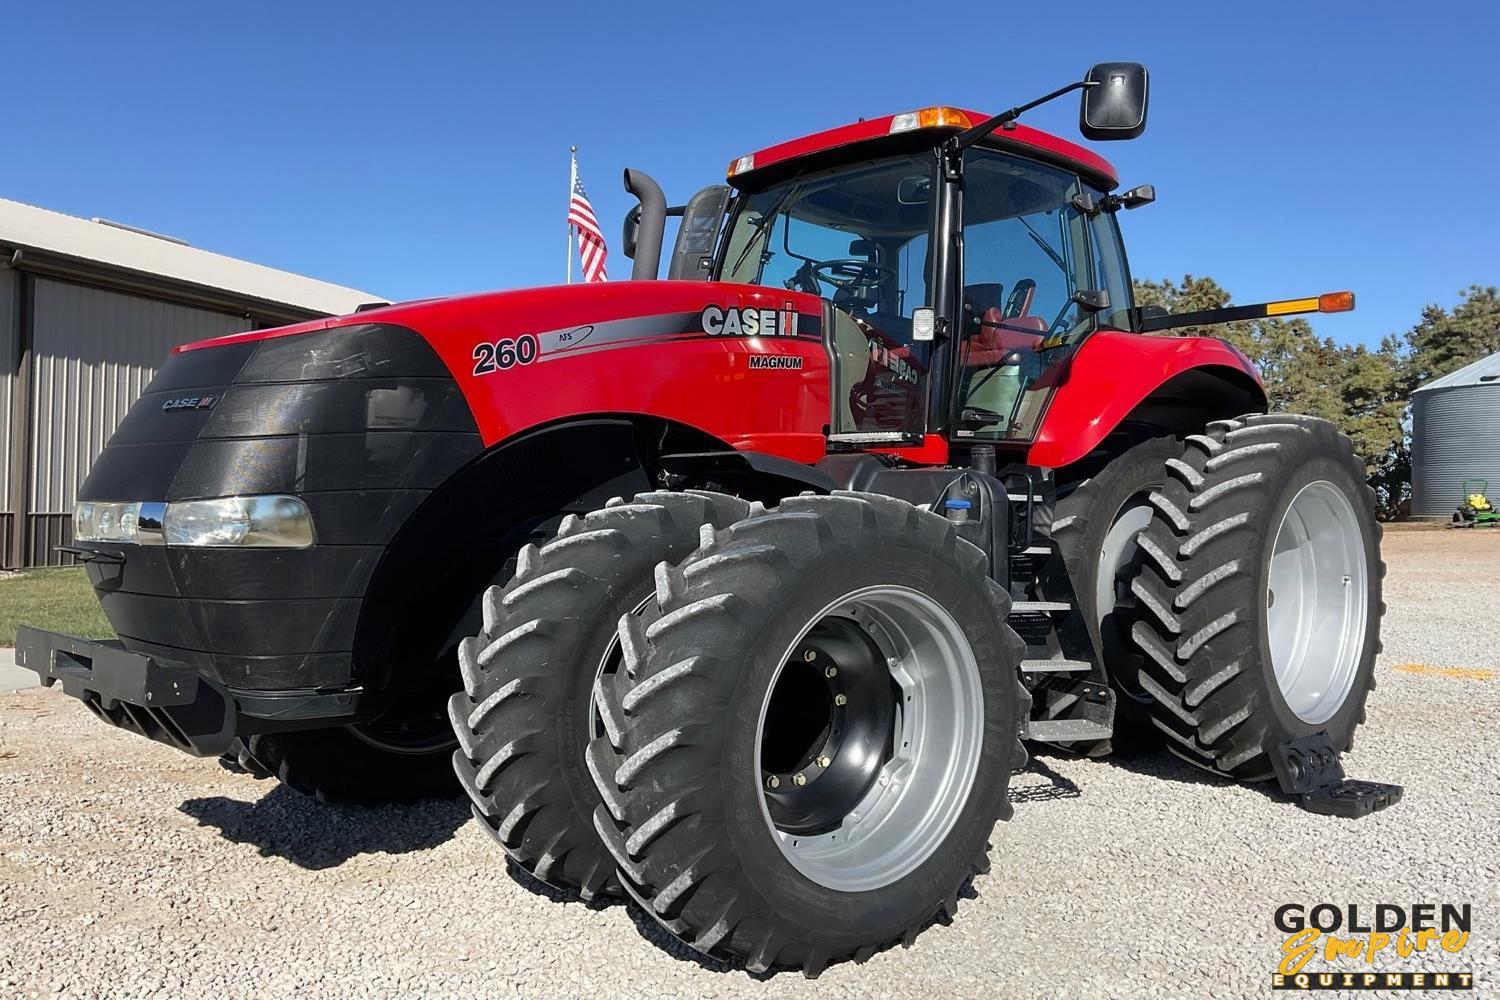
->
1120, 183, 1156, 209
1080, 62, 1149, 141
621, 206, 641, 260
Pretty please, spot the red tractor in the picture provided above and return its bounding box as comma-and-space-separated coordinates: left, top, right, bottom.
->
20, 64, 1398, 975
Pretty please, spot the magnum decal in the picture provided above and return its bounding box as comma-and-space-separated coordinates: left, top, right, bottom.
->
748, 355, 804, 370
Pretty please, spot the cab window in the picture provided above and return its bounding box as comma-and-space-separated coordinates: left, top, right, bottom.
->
1089, 206, 1134, 330
719, 155, 937, 438
957, 149, 1091, 441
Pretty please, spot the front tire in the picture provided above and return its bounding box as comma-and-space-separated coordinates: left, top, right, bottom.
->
247, 715, 458, 805
448, 491, 750, 900
1129, 414, 1383, 779
589, 493, 1027, 975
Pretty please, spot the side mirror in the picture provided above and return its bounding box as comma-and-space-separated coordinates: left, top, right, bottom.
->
622, 206, 641, 260
1080, 62, 1148, 141
1118, 183, 1155, 209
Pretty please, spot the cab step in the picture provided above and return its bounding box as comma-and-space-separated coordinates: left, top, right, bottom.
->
1020, 544, 1052, 557
1020, 658, 1092, 674
1010, 600, 1072, 614
1021, 719, 1112, 742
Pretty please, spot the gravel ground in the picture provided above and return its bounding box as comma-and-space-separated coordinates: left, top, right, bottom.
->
1, 528, 1497, 998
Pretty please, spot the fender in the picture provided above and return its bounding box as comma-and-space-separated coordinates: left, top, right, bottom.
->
1027, 331, 1266, 469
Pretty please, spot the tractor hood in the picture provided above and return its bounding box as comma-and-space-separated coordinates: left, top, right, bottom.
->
177, 280, 834, 458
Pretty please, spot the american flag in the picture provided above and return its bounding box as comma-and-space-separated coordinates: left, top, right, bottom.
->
568, 161, 608, 283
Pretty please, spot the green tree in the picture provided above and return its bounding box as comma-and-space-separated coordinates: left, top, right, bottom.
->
1133, 275, 1407, 515
1397, 284, 1500, 391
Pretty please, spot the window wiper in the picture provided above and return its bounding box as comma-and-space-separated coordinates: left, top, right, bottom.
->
1019, 215, 1068, 277
727, 180, 804, 280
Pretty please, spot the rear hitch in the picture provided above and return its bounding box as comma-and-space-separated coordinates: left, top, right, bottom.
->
1271, 733, 1402, 819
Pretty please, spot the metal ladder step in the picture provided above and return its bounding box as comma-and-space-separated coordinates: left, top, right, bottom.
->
1020, 544, 1052, 557
1010, 600, 1072, 614
1022, 719, 1112, 742
1020, 658, 1092, 674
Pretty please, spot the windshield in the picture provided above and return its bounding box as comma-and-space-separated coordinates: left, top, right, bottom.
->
720, 154, 937, 438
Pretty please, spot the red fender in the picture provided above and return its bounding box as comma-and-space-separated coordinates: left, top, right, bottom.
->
1026, 331, 1266, 469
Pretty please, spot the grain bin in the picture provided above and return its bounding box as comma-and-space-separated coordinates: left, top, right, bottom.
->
1411, 351, 1500, 520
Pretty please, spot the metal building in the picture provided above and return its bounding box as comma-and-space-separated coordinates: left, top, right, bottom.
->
1410, 351, 1500, 520
1, 197, 381, 567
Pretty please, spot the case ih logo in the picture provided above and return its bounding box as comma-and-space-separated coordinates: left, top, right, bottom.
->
161, 395, 218, 412
701, 304, 799, 338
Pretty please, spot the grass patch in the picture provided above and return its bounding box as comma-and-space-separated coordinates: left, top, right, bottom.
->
0, 568, 115, 645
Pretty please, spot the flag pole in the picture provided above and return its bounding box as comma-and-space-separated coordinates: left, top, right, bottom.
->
566, 147, 576, 285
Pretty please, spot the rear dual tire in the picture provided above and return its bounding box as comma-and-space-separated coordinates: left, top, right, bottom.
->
588, 493, 1027, 975
1130, 414, 1383, 778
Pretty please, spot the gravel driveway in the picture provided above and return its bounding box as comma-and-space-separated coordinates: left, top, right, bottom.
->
2, 528, 1497, 997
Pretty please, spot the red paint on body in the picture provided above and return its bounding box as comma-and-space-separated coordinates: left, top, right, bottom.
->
1025, 331, 1264, 469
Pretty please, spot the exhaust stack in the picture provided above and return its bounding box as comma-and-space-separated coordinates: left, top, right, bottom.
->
623, 168, 666, 280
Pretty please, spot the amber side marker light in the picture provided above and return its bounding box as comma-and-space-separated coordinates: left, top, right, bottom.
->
1138, 290, 1357, 333
1318, 290, 1356, 313
1266, 291, 1356, 316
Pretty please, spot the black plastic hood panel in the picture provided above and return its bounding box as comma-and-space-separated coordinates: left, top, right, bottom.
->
76, 324, 481, 690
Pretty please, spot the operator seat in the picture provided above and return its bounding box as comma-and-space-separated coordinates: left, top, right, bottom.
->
960, 280, 1046, 426
961, 280, 1046, 365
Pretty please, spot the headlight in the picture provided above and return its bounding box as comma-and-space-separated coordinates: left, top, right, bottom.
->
73, 496, 313, 548
164, 496, 314, 548
73, 501, 145, 543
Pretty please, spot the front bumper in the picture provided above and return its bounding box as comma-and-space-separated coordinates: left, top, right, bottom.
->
16, 627, 362, 757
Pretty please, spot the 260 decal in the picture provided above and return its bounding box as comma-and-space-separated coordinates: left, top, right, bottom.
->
472, 334, 541, 375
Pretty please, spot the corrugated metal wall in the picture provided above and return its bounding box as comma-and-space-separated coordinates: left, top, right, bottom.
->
25, 278, 248, 563
0, 268, 15, 558
1411, 385, 1500, 519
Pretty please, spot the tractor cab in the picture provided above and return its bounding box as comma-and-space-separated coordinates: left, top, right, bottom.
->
713, 139, 1134, 447
626, 64, 1157, 455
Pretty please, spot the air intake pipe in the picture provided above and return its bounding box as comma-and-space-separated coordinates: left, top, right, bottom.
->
623, 168, 666, 280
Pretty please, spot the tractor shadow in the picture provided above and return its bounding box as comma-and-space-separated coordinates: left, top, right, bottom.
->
178, 785, 469, 870
1007, 753, 1082, 804
1083, 744, 1300, 807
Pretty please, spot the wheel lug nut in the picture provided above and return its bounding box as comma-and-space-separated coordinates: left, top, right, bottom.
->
824, 665, 838, 678
792, 772, 808, 786
766, 775, 780, 789
802, 649, 816, 662
816, 755, 831, 768
834, 693, 848, 707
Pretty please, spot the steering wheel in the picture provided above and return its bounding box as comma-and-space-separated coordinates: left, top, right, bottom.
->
811, 258, 896, 292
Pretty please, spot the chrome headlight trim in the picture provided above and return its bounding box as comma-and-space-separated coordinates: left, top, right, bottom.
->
72, 496, 313, 549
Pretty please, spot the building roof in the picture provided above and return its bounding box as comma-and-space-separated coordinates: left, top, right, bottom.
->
0, 197, 382, 318
1414, 351, 1500, 393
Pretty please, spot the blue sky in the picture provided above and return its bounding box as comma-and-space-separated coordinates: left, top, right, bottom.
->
3, 2, 1492, 347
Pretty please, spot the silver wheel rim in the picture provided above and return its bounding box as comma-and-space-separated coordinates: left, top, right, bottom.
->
754, 585, 984, 892
1096, 496, 1154, 632
1266, 480, 1369, 724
